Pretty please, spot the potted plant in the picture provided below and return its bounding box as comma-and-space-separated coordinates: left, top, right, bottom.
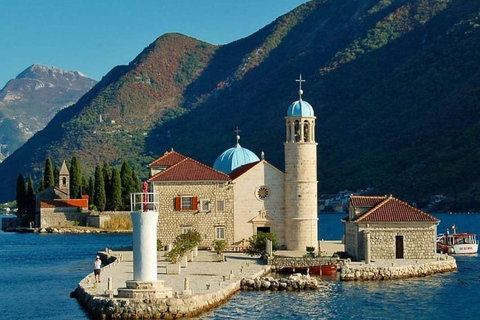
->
306, 246, 316, 258
212, 240, 226, 262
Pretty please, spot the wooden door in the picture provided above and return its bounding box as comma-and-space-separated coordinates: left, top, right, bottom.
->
395, 235, 404, 259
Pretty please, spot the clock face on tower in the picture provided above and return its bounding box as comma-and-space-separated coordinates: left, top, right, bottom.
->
256, 186, 270, 200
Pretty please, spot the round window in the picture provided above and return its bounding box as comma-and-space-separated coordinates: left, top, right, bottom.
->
256, 186, 270, 200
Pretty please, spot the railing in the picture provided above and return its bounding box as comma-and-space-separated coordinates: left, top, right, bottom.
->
130, 192, 160, 212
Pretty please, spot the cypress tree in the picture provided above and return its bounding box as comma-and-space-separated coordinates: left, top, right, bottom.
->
132, 170, 141, 192
43, 158, 54, 188
94, 166, 106, 211
102, 163, 112, 210
88, 176, 95, 202
121, 161, 135, 210
110, 167, 123, 211
26, 177, 36, 223
16, 173, 27, 217
70, 156, 82, 199
53, 165, 60, 187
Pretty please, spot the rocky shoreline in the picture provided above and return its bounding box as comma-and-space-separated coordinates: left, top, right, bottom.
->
2, 226, 131, 234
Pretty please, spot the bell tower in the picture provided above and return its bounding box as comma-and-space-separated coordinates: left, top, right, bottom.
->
59, 160, 70, 198
284, 75, 318, 251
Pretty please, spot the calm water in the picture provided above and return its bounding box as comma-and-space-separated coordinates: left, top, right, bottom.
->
1, 213, 479, 319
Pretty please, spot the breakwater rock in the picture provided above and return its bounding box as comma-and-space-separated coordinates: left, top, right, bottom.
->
340, 255, 457, 281
240, 274, 318, 291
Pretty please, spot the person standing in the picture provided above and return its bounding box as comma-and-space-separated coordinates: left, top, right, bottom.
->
93, 256, 102, 283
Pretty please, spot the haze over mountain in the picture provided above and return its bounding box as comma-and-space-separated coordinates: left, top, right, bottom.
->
1, 0, 479, 211
0, 64, 96, 161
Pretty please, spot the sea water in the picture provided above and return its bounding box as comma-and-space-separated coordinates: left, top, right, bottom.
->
0, 214, 479, 320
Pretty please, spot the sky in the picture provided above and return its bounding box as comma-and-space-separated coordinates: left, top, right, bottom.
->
1, 0, 309, 87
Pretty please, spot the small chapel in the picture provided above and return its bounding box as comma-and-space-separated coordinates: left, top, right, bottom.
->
148, 77, 318, 251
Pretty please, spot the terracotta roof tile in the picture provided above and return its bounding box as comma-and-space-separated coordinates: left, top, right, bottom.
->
350, 195, 388, 207
40, 199, 89, 208
149, 150, 186, 167
149, 158, 230, 182
354, 196, 438, 222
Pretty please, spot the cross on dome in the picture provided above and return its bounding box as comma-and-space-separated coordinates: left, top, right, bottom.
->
296, 74, 305, 101
234, 127, 241, 146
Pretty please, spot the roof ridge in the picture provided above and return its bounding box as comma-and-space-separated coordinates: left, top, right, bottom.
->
357, 196, 392, 221
150, 158, 189, 178
185, 156, 230, 178
148, 150, 186, 167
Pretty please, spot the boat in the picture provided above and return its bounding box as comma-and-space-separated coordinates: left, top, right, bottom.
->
278, 264, 338, 275
436, 225, 478, 254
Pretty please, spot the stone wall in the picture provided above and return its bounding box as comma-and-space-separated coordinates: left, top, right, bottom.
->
152, 181, 234, 248
40, 207, 89, 228
240, 274, 318, 291
87, 211, 131, 228
340, 255, 457, 281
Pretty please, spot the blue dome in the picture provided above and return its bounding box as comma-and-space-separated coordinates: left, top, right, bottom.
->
213, 144, 260, 174
287, 100, 314, 117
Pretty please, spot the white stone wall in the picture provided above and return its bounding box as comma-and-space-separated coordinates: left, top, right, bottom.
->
284, 142, 318, 251
232, 162, 285, 245
152, 181, 234, 247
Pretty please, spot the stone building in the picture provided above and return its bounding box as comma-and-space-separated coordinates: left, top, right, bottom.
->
35, 160, 89, 228
343, 195, 439, 261
148, 77, 318, 250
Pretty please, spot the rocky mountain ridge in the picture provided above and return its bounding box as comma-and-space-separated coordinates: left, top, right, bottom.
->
0, 64, 97, 161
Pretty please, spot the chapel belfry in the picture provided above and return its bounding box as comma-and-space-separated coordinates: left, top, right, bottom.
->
59, 160, 70, 198
284, 75, 318, 251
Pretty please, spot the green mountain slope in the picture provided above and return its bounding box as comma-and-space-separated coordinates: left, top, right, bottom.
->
1, 0, 479, 211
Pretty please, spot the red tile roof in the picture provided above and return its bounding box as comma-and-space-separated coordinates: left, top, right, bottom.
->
352, 195, 438, 222
40, 198, 89, 208
350, 195, 388, 207
149, 150, 186, 167
149, 157, 230, 182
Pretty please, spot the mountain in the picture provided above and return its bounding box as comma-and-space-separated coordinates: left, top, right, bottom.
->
0, 64, 97, 161
1, 0, 479, 211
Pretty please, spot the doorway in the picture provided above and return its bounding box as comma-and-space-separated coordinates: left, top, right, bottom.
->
256, 227, 271, 234
395, 235, 404, 259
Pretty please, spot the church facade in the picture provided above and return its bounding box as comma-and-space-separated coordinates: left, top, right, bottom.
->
148, 79, 318, 251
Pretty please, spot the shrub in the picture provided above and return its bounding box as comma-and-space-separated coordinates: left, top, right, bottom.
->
157, 239, 163, 251
245, 232, 279, 257
164, 229, 202, 263
306, 246, 315, 253
212, 240, 226, 254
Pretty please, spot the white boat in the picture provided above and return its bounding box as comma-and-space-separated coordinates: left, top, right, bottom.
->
437, 225, 478, 254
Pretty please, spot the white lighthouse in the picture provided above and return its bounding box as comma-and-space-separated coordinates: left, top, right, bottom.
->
117, 184, 172, 299
284, 75, 318, 251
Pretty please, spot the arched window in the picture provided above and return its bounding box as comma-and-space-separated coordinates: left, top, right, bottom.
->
294, 120, 300, 142
62, 177, 67, 186
303, 120, 309, 142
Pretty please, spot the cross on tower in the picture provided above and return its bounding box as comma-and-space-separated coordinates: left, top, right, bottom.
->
296, 74, 305, 100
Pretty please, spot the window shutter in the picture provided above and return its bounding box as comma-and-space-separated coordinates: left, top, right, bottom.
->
175, 197, 181, 211
192, 196, 198, 210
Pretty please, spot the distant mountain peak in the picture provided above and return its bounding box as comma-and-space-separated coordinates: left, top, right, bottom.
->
16, 64, 91, 82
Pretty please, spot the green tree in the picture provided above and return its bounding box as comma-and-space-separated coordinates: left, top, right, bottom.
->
26, 177, 36, 223
70, 156, 82, 199
110, 167, 123, 211
245, 232, 279, 257
120, 161, 135, 210
87, 176, 95, 201
43, 158, 54, 188
132, 170, 140, 192
102, 163, 112, 210
94, 166, 106, 211
16, 173, 27, 217
53, 165, 60, 187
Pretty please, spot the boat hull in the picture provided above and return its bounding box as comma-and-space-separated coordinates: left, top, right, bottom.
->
278, 265, 337, 275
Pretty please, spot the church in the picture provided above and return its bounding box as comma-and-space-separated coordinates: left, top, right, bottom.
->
148, 77, 318, 251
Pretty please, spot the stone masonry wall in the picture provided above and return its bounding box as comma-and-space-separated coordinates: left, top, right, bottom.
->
40, 208, 89, 228
363, 224, 437, 260
153, 181, 234, 247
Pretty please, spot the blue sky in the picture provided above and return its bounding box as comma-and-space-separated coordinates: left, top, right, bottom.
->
1, 0, 308, 86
